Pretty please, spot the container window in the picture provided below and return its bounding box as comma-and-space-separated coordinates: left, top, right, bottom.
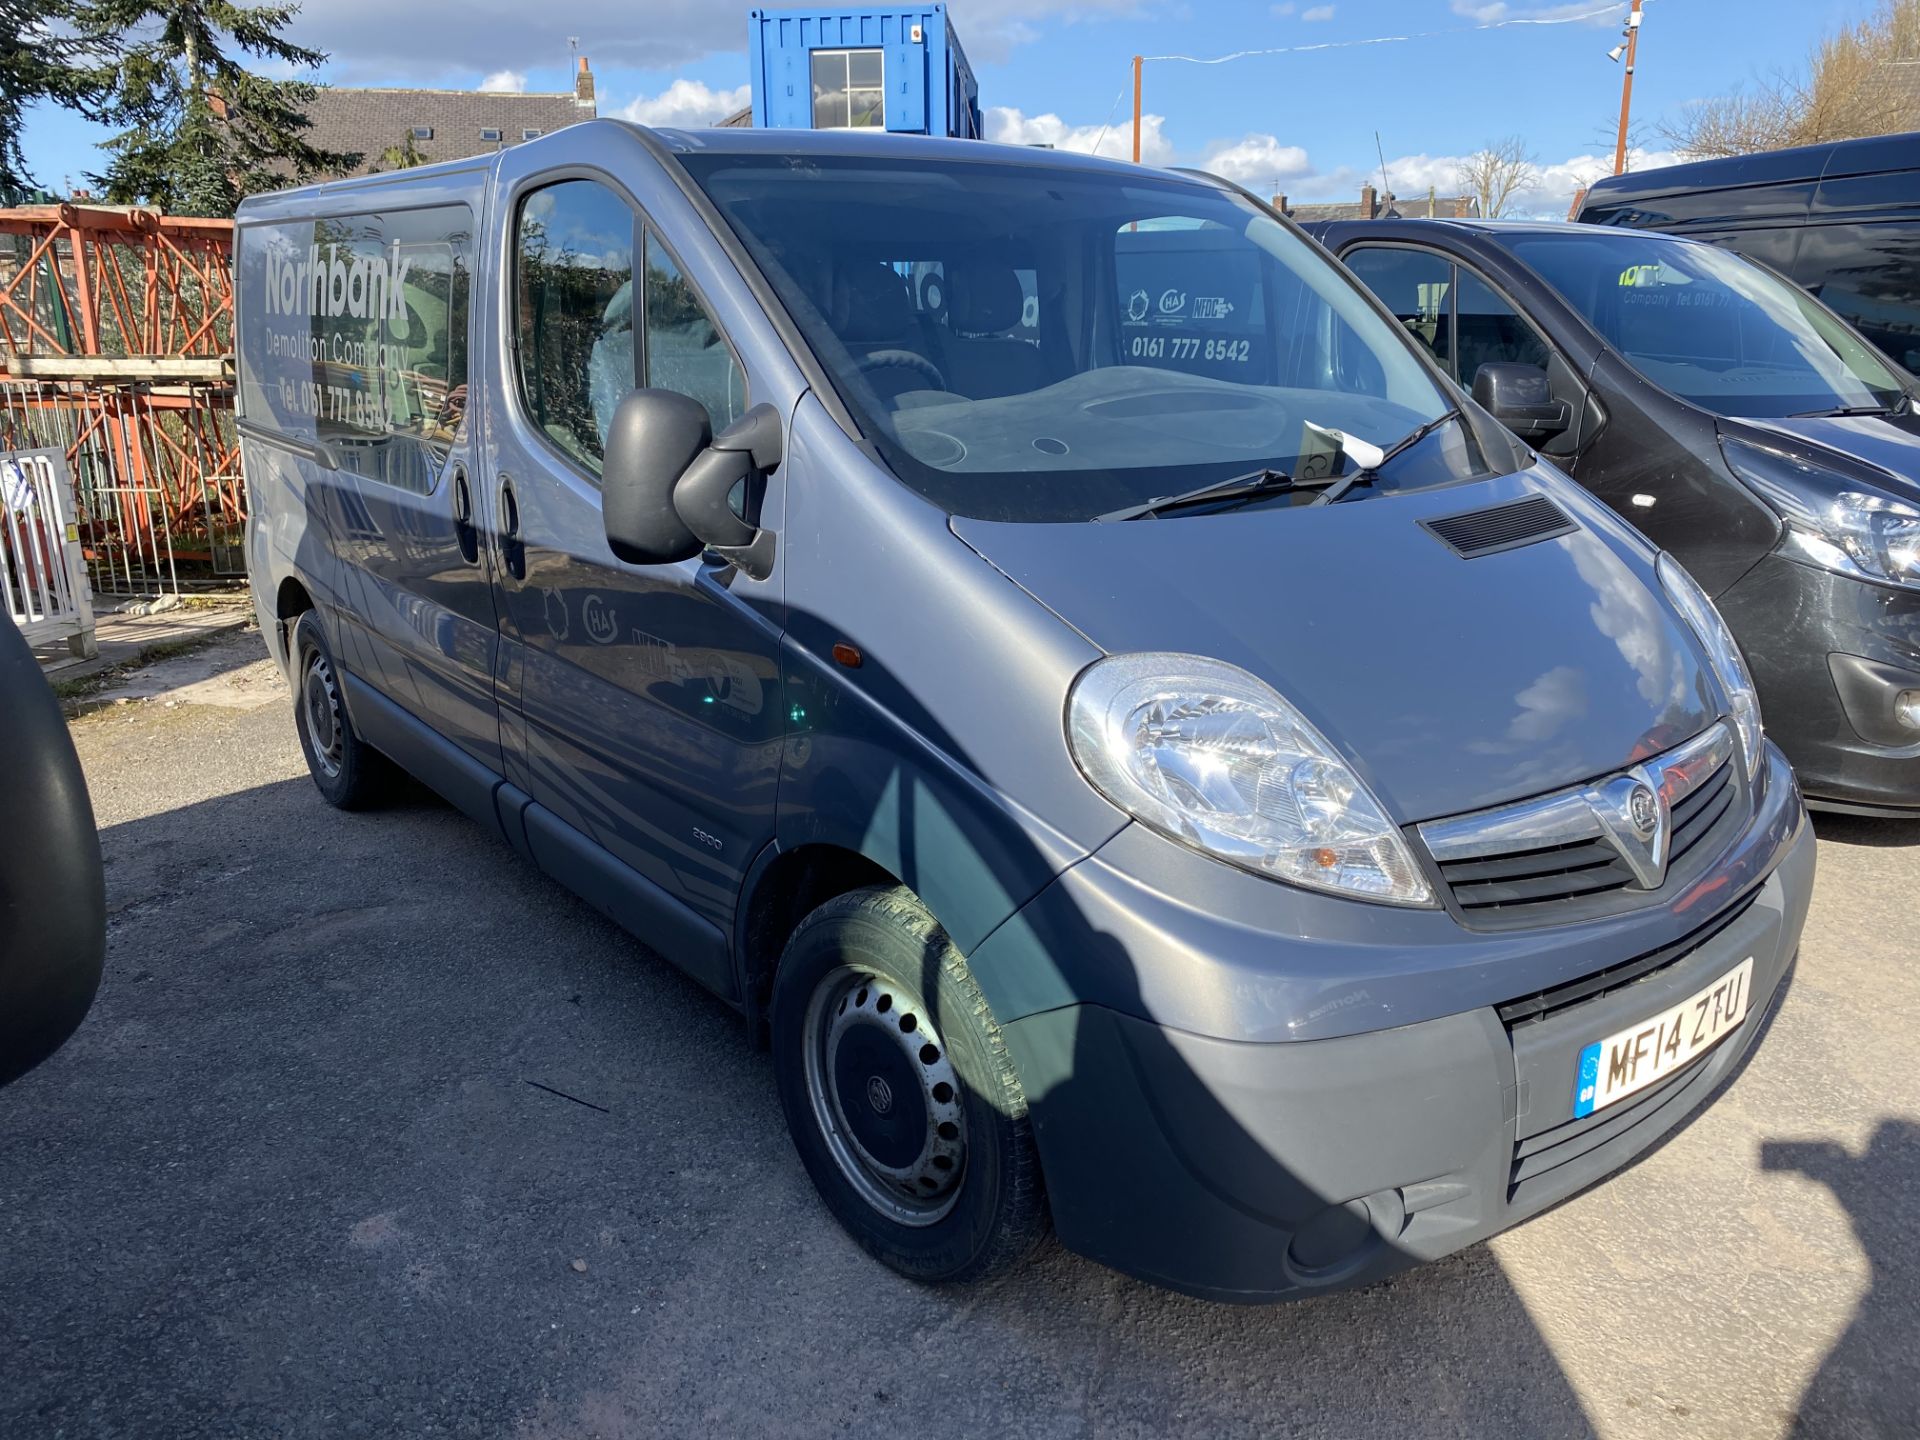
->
512, 179, 637, 476
811, 48, 885, 129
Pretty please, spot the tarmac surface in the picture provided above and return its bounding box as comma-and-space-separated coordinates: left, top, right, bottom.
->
4, 627, 1916, 1438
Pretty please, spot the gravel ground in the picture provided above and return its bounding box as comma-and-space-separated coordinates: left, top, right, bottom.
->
3, 627, 1916, 1438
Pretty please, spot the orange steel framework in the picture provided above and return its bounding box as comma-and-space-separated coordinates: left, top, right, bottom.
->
0, 204, 241, 589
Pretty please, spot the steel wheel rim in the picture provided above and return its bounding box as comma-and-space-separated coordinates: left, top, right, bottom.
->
801, 964, 967, 1227
302, 650, 344, 779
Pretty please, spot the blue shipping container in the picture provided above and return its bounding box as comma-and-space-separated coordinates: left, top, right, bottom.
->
748, 6, 981, 138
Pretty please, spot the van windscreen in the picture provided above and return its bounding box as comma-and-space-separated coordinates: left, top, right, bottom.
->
1501, 231, 1908, 420
678, 153, 1490, 521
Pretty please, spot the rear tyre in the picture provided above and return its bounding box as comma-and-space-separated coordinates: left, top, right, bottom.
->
771, 885, 1048, 1284
290, 610, 395, 810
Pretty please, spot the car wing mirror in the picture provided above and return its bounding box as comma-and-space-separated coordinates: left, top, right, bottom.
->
601, 388, 712, 567
1472, 362, 1573, 442
673, 402, 782, 581
602, 391, 783, 580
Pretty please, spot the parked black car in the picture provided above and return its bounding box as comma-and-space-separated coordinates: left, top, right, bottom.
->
1575, 132, 1920, 371
1313, 217, 1920, 815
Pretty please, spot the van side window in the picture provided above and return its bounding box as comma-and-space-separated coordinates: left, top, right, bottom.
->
1344, 247, 1453, 373
1791, 222, 1920, 371
514, 179, 637, 476
642, 231, 745, 433
1453, 269, 1552, 388
236, 204, 472, 495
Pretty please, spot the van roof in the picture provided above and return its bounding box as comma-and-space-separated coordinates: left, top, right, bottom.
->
642, 120, 1173, 180
237, 118, 1214, 218
1580, 129, 1920, 210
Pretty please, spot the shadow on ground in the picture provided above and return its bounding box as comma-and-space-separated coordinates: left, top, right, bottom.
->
1765, 1121, 1920, 1439
0, 769, 1599, 1438
1808, 811, 1920, 849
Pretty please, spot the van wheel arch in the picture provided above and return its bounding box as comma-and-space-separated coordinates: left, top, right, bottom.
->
739, 843, 901, 1041
275, 577, 315, 666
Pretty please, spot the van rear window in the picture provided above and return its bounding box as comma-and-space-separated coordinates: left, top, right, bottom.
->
236, 203, 472, 493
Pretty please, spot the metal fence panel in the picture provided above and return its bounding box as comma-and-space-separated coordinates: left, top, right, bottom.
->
3, 447, 96, 657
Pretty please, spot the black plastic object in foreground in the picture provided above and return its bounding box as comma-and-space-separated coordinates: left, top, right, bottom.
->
0, 616, 105, 1085
601, 387, 711, 566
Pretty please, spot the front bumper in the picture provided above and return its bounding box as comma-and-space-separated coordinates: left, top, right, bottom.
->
1716, 551, 1920, 814
984, 746, 1815, 1303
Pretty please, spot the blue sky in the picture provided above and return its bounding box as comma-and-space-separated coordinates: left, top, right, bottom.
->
21, 0, 1868, 215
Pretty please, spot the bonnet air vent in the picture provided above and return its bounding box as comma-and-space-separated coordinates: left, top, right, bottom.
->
1421, 495, 1578, 559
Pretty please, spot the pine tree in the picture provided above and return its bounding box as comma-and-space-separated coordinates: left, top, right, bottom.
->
0, 0, 87, 197
73, 0, 358, 215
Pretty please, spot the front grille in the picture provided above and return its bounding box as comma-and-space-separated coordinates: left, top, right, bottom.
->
1495, 889, 1758, 1028
1502, 925, 1778, 1203
1507, 1059, 1708, 1198
1420, 495, 1577, 558
1416, 723, 1744, 929
1440, 755, 1735, 919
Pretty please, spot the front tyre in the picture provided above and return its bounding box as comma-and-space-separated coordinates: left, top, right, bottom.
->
771, 886, 1048, 1283
290, 611, 395, 810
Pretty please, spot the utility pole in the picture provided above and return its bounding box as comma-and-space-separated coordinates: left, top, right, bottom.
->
1131, 55, 1143, 163
1612, 0, 1643, 176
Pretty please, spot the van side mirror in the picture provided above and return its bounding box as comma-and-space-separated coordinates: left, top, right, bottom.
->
601, 391, 782, 580
601, 388, 711, 566
1471, 362, 1572, 442
673, 403, 782, 581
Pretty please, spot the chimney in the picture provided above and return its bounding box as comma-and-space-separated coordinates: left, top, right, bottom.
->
1273, 193, 1289, 215
575, 55, 596, 112
1360, 184, 1377, 218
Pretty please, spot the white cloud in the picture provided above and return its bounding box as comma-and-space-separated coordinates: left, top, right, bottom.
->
1200, 134, 1314, 188
985, 105, 1175, 165
1302, 4, 1335, 19
1272, 2, 1296, 13
289, 0, 1139, 77
1291, 145, 1683, 217
479, 69, 527, 92
1449, 1, 1622, 24
619, 78, 753, 129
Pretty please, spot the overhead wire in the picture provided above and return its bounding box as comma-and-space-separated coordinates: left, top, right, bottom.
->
1088, 1, 1656, 156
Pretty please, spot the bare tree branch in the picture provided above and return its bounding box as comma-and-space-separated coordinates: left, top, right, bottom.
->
1456, 136, 1541, 219
1662, 0, 1920, 158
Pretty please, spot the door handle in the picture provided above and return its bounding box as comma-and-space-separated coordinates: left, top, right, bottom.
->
451, 465, 480, 565
497, 474, 526, 582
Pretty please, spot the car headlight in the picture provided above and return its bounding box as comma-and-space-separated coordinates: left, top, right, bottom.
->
1657, 553, 1763, 780
1723, 435, 1920, 590
1067, 653, 1433, 906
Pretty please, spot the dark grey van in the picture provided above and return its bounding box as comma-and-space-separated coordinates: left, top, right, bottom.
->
238, 122, 1813, 1302
1577, 131, 1920, 369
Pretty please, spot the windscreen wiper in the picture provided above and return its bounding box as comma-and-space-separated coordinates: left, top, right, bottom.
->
1791, 404, 1894, 418
1311, 408, 1465, 507
1096, 466, 1310, 522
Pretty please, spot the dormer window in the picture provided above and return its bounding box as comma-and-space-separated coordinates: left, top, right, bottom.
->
522, 128, 542, 140
411, 126, 433, 140
480, 127, 502, 142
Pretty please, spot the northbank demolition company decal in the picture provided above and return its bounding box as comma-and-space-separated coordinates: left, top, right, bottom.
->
260, 239, 442, 430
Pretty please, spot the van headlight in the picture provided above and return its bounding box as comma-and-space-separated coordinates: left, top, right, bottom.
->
1723, 435, 1920, 590
1067, 653, 1433, 906
1657, 554, 1764, 780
